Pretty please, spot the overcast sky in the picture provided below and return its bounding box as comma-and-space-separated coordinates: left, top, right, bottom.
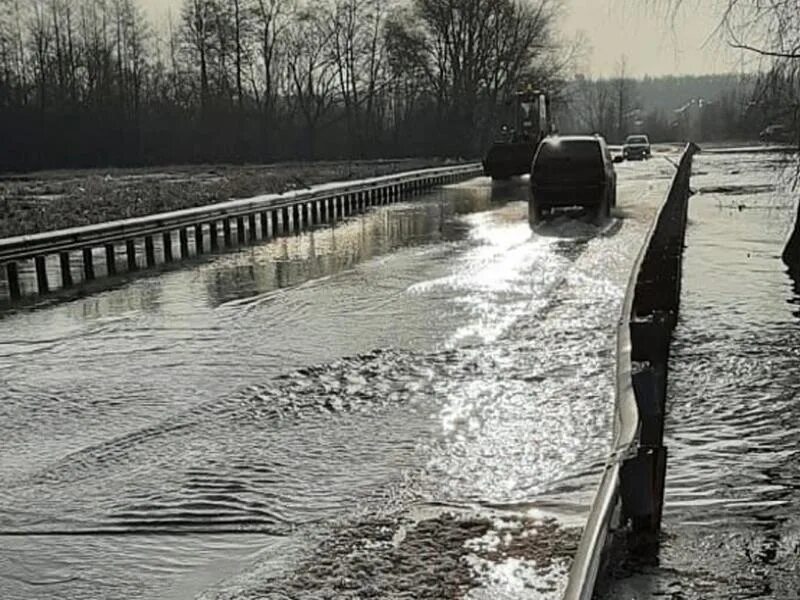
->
139, 0, 750, 79
563, 0, 750, 77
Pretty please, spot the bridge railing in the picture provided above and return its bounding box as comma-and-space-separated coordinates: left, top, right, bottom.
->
0, 163, 481, 301
562, 142, 699, 600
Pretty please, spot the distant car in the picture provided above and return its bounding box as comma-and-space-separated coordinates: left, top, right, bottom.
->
759, 124, 793, 143
622, 134, 651, 160
529, 135, 617, 224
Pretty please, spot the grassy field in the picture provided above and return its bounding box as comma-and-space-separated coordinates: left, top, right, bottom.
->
0, 158, 458, 238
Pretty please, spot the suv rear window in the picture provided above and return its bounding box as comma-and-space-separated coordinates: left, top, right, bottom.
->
535, 139, 601, 164
532, 139, 604, 182
626, 135, 648, 144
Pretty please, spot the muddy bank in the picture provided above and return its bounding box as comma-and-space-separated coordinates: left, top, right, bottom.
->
206, 512, 578, 600
0, 158, 456, 238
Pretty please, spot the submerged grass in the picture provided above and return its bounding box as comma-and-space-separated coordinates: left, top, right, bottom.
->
0, 158, 455, 238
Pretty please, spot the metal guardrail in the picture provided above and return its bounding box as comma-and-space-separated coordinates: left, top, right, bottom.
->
562, 143, 699, 600
0, 163, 481, 300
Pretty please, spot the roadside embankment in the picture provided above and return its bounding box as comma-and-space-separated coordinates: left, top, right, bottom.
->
0, 159, 459, 238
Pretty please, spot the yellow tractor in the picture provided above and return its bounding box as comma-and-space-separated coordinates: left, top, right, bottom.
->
482, 89, 552, 180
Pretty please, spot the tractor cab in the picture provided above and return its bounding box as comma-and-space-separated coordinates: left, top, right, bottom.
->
483, 90, 552, 180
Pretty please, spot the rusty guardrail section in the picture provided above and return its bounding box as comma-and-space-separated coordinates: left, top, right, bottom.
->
0, 163, 481, 301
562, 142, 699, 600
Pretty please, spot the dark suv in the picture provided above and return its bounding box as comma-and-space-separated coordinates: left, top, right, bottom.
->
623, 134, 651, 160
529, 135, 617, 225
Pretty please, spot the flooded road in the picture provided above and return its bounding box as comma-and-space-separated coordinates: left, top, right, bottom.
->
600, 151, 800, 599
0, 159, 677, 600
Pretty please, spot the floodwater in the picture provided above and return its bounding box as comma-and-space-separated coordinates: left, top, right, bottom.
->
0, 158, 677, 600
599, 151, 800, 598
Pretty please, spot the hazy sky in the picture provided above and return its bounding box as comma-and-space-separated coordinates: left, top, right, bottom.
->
563, 0, 748, 77
138, 0, 749, 79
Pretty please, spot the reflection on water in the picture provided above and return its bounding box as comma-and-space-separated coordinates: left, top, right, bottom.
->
0, 165, 670, 600
599, 153, 800, 599
201, 195, 479, 307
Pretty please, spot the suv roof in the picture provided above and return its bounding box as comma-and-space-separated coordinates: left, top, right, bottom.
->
534, 136, 606, 165
536, 135, 606, 151
549, 135, 604, 143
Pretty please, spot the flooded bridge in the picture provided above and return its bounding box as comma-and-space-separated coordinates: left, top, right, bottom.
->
1, 149, 798, 600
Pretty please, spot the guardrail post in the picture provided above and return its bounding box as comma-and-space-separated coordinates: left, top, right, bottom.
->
127, 239, 138, 270
261, 212, 269, 238
145, 236, 156, 267
312, 201, 319, 225
35, 256, 48, 294
178, 229, 189, 258
6, 262, 21, 300
105, 244, 117, 275
195, 224, 204, 254
163, 232, 173, 262
620, 364, 668, 533
290, 205, 299, 233
83, 248, 95, 280
223, 219, 232, 247
281, 207, 290, 234
301, 203, 309, 228
248, 214, 258, 242
59, 252, 73, 288
236, 217, 246, 244
209, 222, 219, 250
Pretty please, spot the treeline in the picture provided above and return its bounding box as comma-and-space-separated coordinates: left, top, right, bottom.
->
559, 73, 765, 143
0, 0, 568, 172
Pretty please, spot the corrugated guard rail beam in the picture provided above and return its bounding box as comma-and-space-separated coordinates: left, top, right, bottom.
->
562, 142, 700, 600
0, 163, 481, 302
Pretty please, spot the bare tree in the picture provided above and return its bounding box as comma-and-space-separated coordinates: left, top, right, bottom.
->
571, 75, 615, 136
325, 0, 389, 156
385, 0, 566, 155
0, 0, 575, 169
254, 0, 288, 127
285, 4, 337, 158
182, 0, 216, 113
614, 54, 634, 140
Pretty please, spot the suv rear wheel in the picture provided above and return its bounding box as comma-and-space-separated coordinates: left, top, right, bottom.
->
529, 200, 545, 226
594, 190, 610, 224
